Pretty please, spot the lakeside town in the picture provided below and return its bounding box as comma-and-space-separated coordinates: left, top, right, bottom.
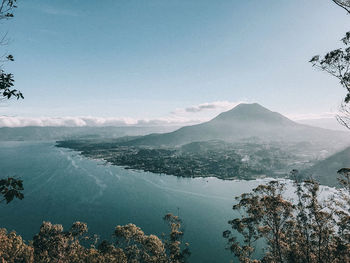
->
57, 139, 323, 180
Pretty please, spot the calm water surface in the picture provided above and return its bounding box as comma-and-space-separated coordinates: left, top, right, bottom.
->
0, 141, 272, 262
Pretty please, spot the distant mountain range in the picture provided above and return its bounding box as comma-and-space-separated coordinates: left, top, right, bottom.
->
53, 103, 350, 183
1, 104, 349, 148
0, 126, 180, 141
121, 103, 350, 151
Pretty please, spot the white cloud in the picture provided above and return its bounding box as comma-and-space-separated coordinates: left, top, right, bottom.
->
172, 100, 246, 114
0, 101, 247, 128
0, 116, 202, 128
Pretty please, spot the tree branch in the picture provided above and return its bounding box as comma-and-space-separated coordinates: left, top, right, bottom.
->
332, 0, 350, 13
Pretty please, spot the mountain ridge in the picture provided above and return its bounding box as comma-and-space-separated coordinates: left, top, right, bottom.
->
303, 146, 350, 187
120, 103, 350, 148
211, 103, 296, 126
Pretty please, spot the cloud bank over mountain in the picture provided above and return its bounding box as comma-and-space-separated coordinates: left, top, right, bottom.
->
0, 101, 243, 127
0, 116, 203, 128
0, 101, 341, 128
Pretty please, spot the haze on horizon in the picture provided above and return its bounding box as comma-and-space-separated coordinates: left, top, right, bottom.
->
1, 0, 349, 129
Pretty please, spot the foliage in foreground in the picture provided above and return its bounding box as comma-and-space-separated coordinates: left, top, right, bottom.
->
0, 0, 22, 100
0, 213, 190, 263
310, 30, 350, 129
224, 170, 350, 263
0, 0, 24, 209
0, 177, 24, 204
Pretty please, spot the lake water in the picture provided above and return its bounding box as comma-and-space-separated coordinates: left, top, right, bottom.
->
0, 141, 276, 262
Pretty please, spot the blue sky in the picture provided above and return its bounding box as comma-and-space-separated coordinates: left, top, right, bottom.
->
1, 0, 349, 126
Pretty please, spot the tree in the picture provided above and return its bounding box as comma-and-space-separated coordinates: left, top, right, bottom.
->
309, 32, 350, 103
220, 2, 350, 261
310, 32, 350, 129
309, 0, 350, 129
223, 180, 294, 263
162, 214, 190, 263
224, 175, 350, 263
0, 214, 190, 263
0, 0, 24, 205
0, 177, 23, 204
0, 0, 22, 100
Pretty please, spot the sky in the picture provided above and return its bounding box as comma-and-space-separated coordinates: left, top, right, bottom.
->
0, 0, 350, 127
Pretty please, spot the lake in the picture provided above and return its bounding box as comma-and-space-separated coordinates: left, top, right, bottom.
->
0, 141, 276, 262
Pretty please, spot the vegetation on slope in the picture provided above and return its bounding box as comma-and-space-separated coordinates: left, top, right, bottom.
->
223, 170, 350, 263
0, 213, 190, 263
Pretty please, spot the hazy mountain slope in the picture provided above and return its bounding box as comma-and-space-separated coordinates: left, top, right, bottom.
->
297, 118, 349, 131
0, 126, 180, 141
121, 103, 350, 149
303, 146, 350, 187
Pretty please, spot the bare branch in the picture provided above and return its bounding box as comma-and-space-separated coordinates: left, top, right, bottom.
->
332, 0, 350, 13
